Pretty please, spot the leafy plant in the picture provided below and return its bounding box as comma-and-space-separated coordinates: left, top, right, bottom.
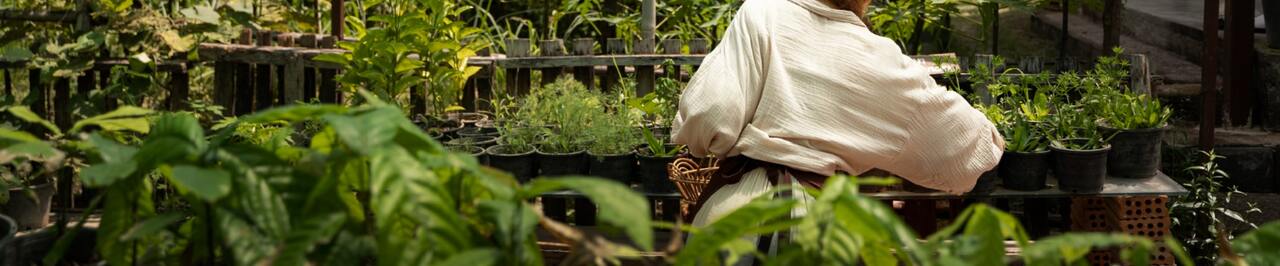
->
1171, 150, 1259, 265
638, 126, 681, 157
1001, 114, 1048, 153
585, 93, 642, 155
1044, 103, 1110, 150
315, 0, 486, 116
46, 97, 658, 265
1099, 92, 1171, 130
675, 175, 1185, 265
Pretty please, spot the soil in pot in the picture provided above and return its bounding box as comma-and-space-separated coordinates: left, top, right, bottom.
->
1100, 125, 1165, 178
636, 144, 680, 193
587, 150, 636, 184
446, 136, 499, 148
968, 169, 999, 195
486, 145, 537, 182
999, 150, 1051, 191
1051, 143, 1111, 193
2, 182, 55, 230
536, 147, 588, 177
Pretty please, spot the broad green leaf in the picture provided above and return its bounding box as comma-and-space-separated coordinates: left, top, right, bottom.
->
159, 30, 195, 52
87, 133, 137, 164
676, 199, 797, 265
239, 104, 347, 123
80, 161, 137, 187
70, 105, 154, 134
437, 248, 500, 266
166, 165, 232, 202
0, 44, 33, 62
0, 128, 41, 143
119, 213, 185, 241
1235, 220, 1280, 265
6, 106, 61, 135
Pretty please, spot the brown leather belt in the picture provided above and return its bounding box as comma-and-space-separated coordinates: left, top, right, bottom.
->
684, 156, 827, 221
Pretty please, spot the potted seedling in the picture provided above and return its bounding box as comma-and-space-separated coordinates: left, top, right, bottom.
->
1097, 93, 1171, 178
585, 102, 641, 184
0, 126, 62, 230
998, 115, 1051, 191
445, 135, 498, 149
636, 127, 684, 194
1046, 104, 1113, 192
486, 124, 539, 183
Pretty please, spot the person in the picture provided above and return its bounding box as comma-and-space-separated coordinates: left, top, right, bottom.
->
671, 0, 1005, 231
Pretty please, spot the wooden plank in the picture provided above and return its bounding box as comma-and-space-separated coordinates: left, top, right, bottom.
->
98, 67, 115, 111
635, 39, 656, 97
505, 39, 532, 96
75, 70, 93, 102
282, 61, 305, 105
474, 48, 493, 111
539, 39, 566, 84
28, 69, 44, 120
1224, 0, 1255, 126
1128, 54, 1150, 95
1200, 0, 1220, 150
661, 39, 682, 80
0, 9, 76, 23
52, 78, 70, 129
255, 30, 276, 111
318, 36, 340, 104
603, 38, 626, 91
167, 65, 190, 110
571, 38, 595, 91
299, 34, 318, 101
213, 62, 236, 111
234, 29, 255, 115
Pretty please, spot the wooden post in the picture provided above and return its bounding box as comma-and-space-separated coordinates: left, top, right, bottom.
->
635, 40, 656, 97
99, 67, 115, 111
332, 0, 345, 40
637, 0, 656, 96
603, 38, 626, 91
234, 29, 255, 115
1128, 54, 1150, 95
472, 48, 493, 111
319, 36, 340, 104
255, 30, 276, 111
1224, 0, 1255, 127
1102, 0, 1123, 50
2, 69, 10, 102
571, 38, 595, 91
167, 63, 190, 110
505, 39, 532, 96
52, 78, 70, 129
299, 34, 318, 101
1019, 56, 1043, 74
1059, 0, 1070, 69
1200, 0, 1219, 151
280, 34, 304, 105
661, 39, 682, 80
28, 69, 45, 120
688, 38, 710, 81
214, 61, 236, 111
539, 39, 566, 84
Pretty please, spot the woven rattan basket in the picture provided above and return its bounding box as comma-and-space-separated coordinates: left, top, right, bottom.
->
667, 157, 719, 218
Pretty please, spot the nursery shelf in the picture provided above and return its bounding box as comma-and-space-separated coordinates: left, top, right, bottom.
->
864, 171, 1188, 200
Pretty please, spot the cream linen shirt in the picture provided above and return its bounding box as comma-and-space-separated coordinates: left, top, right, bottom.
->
672, 0, 1004, 194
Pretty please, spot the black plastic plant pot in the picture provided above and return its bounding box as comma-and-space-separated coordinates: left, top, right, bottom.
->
3, 182, 55, 230
999, 150, 1051, 191
587, 150, 637, 184
636, 144, 680, 193
449, 145, 487, 164
0, 213, 14, 246
458, 126, 500, 138
445, 136, 499, 148
1100, 125, 1166, 178
1051, 143, 1111, 193
536, 148, 588, 177
968, 169, 999, 195
486, 145, 537, 183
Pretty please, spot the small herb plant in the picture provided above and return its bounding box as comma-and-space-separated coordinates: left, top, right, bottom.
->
1099, 93, 1172, 130
585, 94, 642, 155
1171, 151, 1260, 265
1045, 103, 1111, 150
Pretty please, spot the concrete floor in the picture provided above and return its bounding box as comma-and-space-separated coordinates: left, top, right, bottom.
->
1126, 0, 1264, 30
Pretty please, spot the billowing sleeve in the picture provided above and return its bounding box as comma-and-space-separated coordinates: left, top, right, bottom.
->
671, 3, 769, 158
880, 58, 1006, 193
